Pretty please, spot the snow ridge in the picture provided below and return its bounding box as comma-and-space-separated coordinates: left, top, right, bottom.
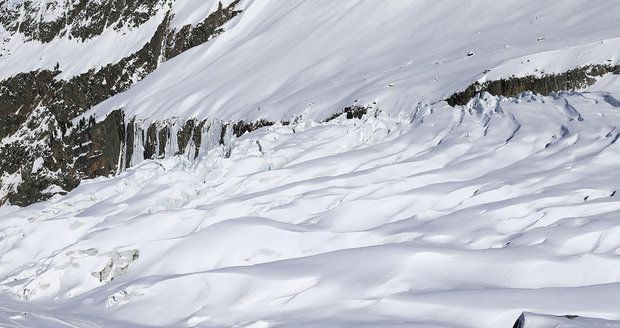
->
2, 90, 620, 327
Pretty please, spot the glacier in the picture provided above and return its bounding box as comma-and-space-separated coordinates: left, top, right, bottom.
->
2, 1, 620, 327
3, 83, 620, 326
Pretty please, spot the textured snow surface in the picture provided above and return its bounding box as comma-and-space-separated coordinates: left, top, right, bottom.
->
0, 0, 235, 79
86, 0, 620, 122
515, 312, 620, 328
2, 87, 620, 327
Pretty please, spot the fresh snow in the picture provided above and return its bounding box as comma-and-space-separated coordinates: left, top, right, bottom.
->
2, 86, 620, 327
0, 0, 236, 80
85, 0, 620, 123
3, 1, 620, 327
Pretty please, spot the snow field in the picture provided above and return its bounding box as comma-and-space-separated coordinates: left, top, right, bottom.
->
2, 88, 620, 327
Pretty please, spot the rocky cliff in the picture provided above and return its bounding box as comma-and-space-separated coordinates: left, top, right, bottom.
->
0, 0, 241, 205
2, 0, 620, 206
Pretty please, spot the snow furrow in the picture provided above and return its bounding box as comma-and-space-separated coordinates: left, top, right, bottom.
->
1, 90, 620, 327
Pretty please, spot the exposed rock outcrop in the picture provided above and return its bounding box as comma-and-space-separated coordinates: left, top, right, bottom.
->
0, 0, 166, 43
0, 1, 242, 206
323, 105, 369, 122
446, 64, 620, 106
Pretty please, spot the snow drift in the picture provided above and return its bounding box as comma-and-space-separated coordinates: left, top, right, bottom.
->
2, 1, 620, 327
2, 83, 620, 326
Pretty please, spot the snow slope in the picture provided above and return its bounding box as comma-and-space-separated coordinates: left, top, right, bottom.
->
0, 0, 235, 79
3, 1, 620, 327
2, 84, 620, 327
86, 0, 620, 122
0, 10, 164, 79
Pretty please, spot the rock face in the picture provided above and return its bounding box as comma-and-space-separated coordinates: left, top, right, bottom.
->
511, 312, 620, 328
0, 0, 166, 43
1, 109, 125, 205
512, 313, 525, 328
323, 105, 369, 122
446, 65, 620, 106
1, 1, 619, 207
0, 0, 242, 206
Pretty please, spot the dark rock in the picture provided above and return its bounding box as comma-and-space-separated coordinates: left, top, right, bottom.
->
324, 105, 368, 122
0, 1, 243, 206
125, 117, 136, 169
512, 313, 525, 328
177, 119, 196, 155
0, 0, 166, 43
219, 123, 228, 145
232, 119, 275, 138
193, 120, 207, 158
143, 123, 158, 160
446, 64, 620, 106
157, 125, 170, 158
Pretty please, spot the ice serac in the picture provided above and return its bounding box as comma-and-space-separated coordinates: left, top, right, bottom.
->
0, 0, 242, 205
2, 0, 620, 206
1, 89, 620, 327
2, 1, 620, 326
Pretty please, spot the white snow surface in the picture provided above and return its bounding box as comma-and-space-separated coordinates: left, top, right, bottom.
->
0, 0, 235, 79
4, 1, 620, 327
2, 86, 620, 327
84, 0, 620, 123
516, 312, 620, 328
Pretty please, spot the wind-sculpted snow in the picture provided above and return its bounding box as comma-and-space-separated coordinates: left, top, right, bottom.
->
2, 91, 620, 327
5, 0, 620, 204
88, 0, 620, 122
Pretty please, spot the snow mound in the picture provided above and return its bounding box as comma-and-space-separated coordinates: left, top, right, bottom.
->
2, 89, 620, 327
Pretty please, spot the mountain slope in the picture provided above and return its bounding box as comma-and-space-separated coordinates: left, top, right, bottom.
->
0, 0, 242, 205
2, 0, 620, 205
3, 0, 620, 206
87, 0, 620, 122
2, 1, 620, 327
2, 84, 620, 327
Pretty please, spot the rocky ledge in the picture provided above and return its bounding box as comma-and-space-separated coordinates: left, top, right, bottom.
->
0, 1, 241, 206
